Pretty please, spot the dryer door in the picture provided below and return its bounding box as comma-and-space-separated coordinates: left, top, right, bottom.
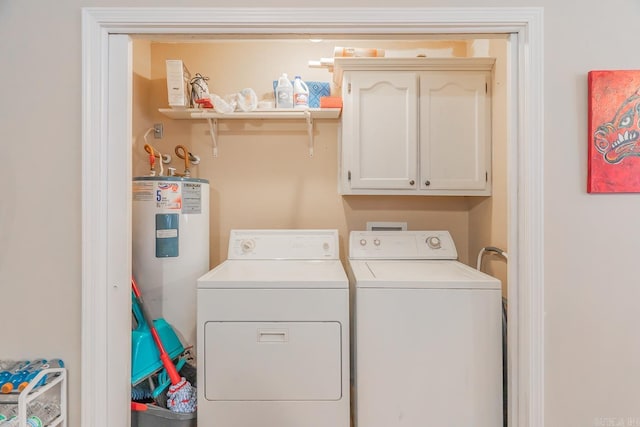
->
204, 321, 342, 401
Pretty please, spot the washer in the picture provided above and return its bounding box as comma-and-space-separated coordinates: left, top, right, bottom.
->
349, 230, 502, 427
197, 229, 350, 427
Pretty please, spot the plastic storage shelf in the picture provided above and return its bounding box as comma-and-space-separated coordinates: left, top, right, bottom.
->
0, 368, 67, 427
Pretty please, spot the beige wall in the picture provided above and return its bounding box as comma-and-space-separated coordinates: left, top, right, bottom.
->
468, 38, 509, 295
3, 2, 640, 427
133, 40, 493, 267
133, 40, 154, 173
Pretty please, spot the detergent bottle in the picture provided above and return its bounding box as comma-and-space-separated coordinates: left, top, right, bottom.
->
275, 73, 293, 109
293, 76, 309, 109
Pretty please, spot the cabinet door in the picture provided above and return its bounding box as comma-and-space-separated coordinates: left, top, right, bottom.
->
419, 71, 491, 192
343, 71, 418, 190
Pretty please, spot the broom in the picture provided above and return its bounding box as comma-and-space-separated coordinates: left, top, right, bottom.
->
131, 277, 197, 413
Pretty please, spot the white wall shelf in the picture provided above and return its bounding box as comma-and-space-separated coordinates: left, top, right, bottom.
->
158, 108, 342, 157
159, 108, 341, 120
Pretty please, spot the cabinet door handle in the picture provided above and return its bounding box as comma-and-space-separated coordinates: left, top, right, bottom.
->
424, 180, 431, 186
409, 180, 415, 186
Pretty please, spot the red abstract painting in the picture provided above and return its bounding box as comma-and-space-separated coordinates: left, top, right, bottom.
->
588, 70, 640, 193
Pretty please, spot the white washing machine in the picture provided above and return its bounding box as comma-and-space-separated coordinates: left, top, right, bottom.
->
197, 229, 350, 427
349, 230, 502, 427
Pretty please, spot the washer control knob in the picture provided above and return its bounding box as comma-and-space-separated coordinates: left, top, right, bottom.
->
360, 239, 367, 246
323, 242, 330, 251
240, 239, 256, 253
426, 236, 442, 249
373, 238, 381, 246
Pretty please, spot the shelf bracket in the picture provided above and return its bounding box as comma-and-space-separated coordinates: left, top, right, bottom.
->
305, 110, 314, 157
207, 118, 219, 157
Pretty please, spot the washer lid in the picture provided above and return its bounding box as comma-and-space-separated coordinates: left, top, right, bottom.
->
198, 259, 348, 289
349, 260, 500, 289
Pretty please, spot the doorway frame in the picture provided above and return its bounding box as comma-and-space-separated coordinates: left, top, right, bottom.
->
81, 7, 544, 427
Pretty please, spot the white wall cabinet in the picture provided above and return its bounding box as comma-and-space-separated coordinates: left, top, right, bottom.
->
335, 58, 495, 196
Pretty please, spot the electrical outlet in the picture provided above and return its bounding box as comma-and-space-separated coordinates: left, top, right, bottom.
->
153, 123, 163, 139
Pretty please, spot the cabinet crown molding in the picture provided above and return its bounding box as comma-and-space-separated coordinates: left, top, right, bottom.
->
333, 57, 495, 85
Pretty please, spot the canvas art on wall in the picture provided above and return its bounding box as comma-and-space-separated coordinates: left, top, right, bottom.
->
588, 70, 640, 193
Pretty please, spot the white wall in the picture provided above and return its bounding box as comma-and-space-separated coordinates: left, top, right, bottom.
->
2, 1, 640, 427
543, 2, 640, 425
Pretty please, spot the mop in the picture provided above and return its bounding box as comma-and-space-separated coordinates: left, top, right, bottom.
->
131, 277, 197, 413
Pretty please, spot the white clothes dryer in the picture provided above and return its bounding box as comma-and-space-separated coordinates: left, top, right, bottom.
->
197, 229, 350, 427
348, 230, 502, 427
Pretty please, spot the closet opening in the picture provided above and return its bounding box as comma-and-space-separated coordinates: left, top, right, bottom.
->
81, 8, 544, 427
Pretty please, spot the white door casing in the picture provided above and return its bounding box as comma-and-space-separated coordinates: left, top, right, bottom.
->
81, 7, 544, 427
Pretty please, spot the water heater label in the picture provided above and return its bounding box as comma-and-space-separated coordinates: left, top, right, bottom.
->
133, 180, 203, 214
132, 182, 155, 201
156, 213, 179, 257
156, 229, 178, 238
156, 183, 182, 211
181, 182, 202, 214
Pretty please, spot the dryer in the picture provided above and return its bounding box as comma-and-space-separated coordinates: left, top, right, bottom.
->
197, 229, 350, 427
349, 230, 502, 427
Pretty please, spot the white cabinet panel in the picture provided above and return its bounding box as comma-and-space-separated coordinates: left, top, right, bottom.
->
420, 71, 490, 191
344, 72, 418, 190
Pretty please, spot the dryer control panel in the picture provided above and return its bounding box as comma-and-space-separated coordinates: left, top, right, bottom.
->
349, 230, 458, 260
228, 229, 339, 260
